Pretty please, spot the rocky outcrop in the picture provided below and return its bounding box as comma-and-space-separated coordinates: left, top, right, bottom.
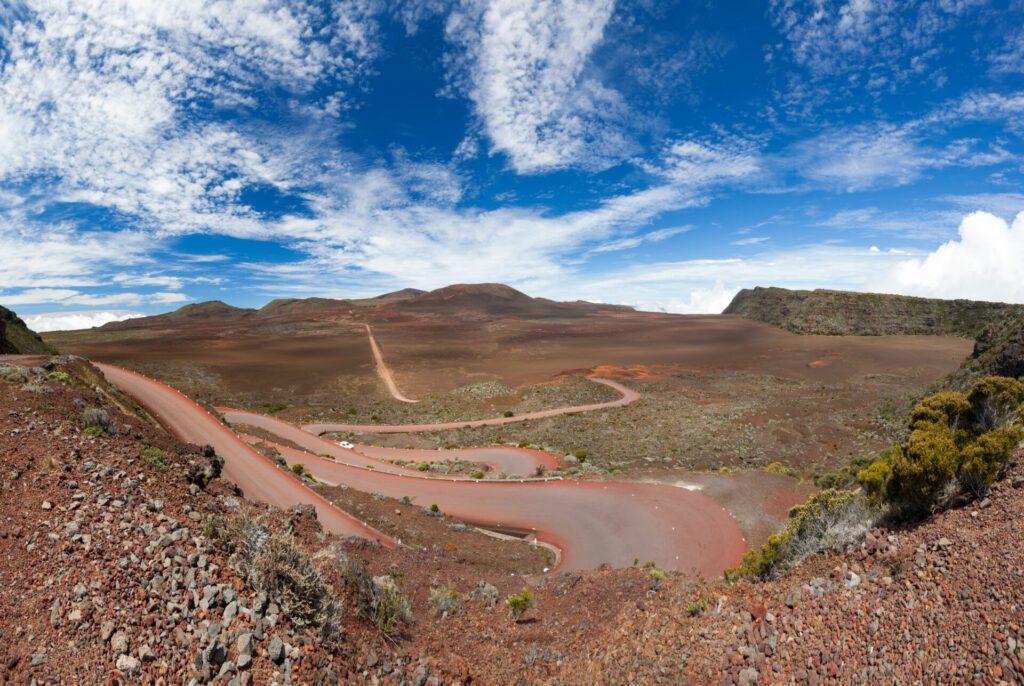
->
945, 309, 1024, 388
724, 287, 1021, 337
0, 305, 56, 354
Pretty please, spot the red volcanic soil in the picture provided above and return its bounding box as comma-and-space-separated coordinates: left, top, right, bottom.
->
363, 312, 971, 396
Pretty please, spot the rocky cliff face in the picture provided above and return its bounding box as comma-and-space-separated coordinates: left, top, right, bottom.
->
0, 305, 55, 354
724, 287, 1021, 337
944, 309, 1024, 388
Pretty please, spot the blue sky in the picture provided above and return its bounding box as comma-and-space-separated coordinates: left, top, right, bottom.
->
1, 0, 1024, 331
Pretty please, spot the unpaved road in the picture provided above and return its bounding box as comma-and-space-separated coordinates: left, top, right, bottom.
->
84, 362, 744, 574
94, 363, 393, 545
366, 324, 417, 403
303, 377, 640, 435
258, 437, 745, 574
223, 407, 557, 477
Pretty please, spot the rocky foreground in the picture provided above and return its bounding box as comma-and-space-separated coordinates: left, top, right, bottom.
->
2, 358, 1023, 685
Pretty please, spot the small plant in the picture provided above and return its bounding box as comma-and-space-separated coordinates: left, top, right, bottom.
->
641, 560, 657, 569
506, 590, 536, 619
765, 461, 796, 476
719, 466, 733, 474
318, 453, 335, 460
648, 568, 666, 588
263, 402, 287, 415
534, 464, 547, 477
470, 469, 485, 479
417, 461, 430, 471
142, 447, 166, 471
401, 495, 414, 505
476, 581, 499, 608
80, 407, 113, 436
429, 503, 441, 514
47, 371, 69, 384
686, 599, 709, 617
291, 463, 306, 476
503, 410, 514, 418
573, 449, 589, 462
273, 452, 287, 468
345, 561, 412, 635
517, 440, 531, 448
429, 586, 459, 616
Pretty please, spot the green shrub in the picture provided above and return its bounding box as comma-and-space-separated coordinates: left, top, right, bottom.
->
417, 461, 430, 471
686, 599, 709, 617
517, 440, 530, 448
888, 426, 964, 515
142, 447, 166, 471
967, 376, 1024, 431
856, 459, 891, 504
80, 407, 112, 436
727, 489, 871, 581
503, 410, 514, 418
429, 503, 440, 514
573, 449, 589, 461
534, 464, 547, 477
291, 463, 306, 476
47, 371, 69, 384
909, 391, 971, 431
345, 562, 412, 634
429, 586, 459, 616
958, 427, 1023, 497
765, 461, 796, 476
506, 590, 536, 619
470, 469, 485, 479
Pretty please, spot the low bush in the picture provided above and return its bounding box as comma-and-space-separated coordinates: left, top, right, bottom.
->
80, 407, 113, 436
142, 447, 166, 471
344, 560, 412, 634
573, 449, 589, 461
291, 463, 306, 476
534, 464, 547, 477
47, 371, 69, 384
470, 469, 485, 479
506, 590, 536, 619
503, 410, 514, 418
429, 586, 459, 616
765, 461, 796, 476
208, 513, 334, 627
727, 489, 872, 581
858, 376, 1024, 517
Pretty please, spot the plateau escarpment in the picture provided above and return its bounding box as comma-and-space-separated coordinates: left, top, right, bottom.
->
725, 286, 1022, 337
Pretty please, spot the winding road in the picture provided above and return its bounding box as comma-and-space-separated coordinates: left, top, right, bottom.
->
1, 355, 746, 574
303, 377, 641, 435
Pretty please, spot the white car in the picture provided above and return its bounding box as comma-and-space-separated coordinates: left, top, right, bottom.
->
338, 441, 355, 450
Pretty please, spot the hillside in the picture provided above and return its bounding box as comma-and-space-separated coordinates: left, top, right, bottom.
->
0, 305, 56, 354
944, 308, 1024, 389
725, 286, 1021, 337
3, 355, 1023, 684
397, 283, 633, 318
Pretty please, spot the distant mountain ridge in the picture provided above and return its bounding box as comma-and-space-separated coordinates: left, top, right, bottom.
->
0, 305, 56, 354
944, 308, 1024, 388
724, 287, 1023, 337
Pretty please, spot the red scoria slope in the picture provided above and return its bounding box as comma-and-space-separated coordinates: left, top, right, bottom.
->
3, 356, 1023, 685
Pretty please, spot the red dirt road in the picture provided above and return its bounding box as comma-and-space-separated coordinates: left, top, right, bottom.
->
303, 377, 641, 435
366, 324, 418, 403
93, 363, 393, 545
262, 438, 745, 575
222, 407, 558, 477
74, 360, 743, 574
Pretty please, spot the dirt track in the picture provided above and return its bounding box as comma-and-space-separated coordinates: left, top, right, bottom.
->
93, 363, 394, 545
303, 377, 640, 435
87, 361, 744, 574
365, 324, 418, 403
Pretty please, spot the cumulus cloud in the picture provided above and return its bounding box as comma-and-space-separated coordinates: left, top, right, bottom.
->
22, 311, 146, 332
444, 0, 633, 172
881, 211, 1024, 302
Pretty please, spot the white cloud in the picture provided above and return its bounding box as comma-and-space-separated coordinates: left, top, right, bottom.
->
591, 225, 691, 253
445, 0, 633, 172
22, 310, 146, 332
731, 236, 771, 246
769, 0, 983, 85
881, 211, 1024, 302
